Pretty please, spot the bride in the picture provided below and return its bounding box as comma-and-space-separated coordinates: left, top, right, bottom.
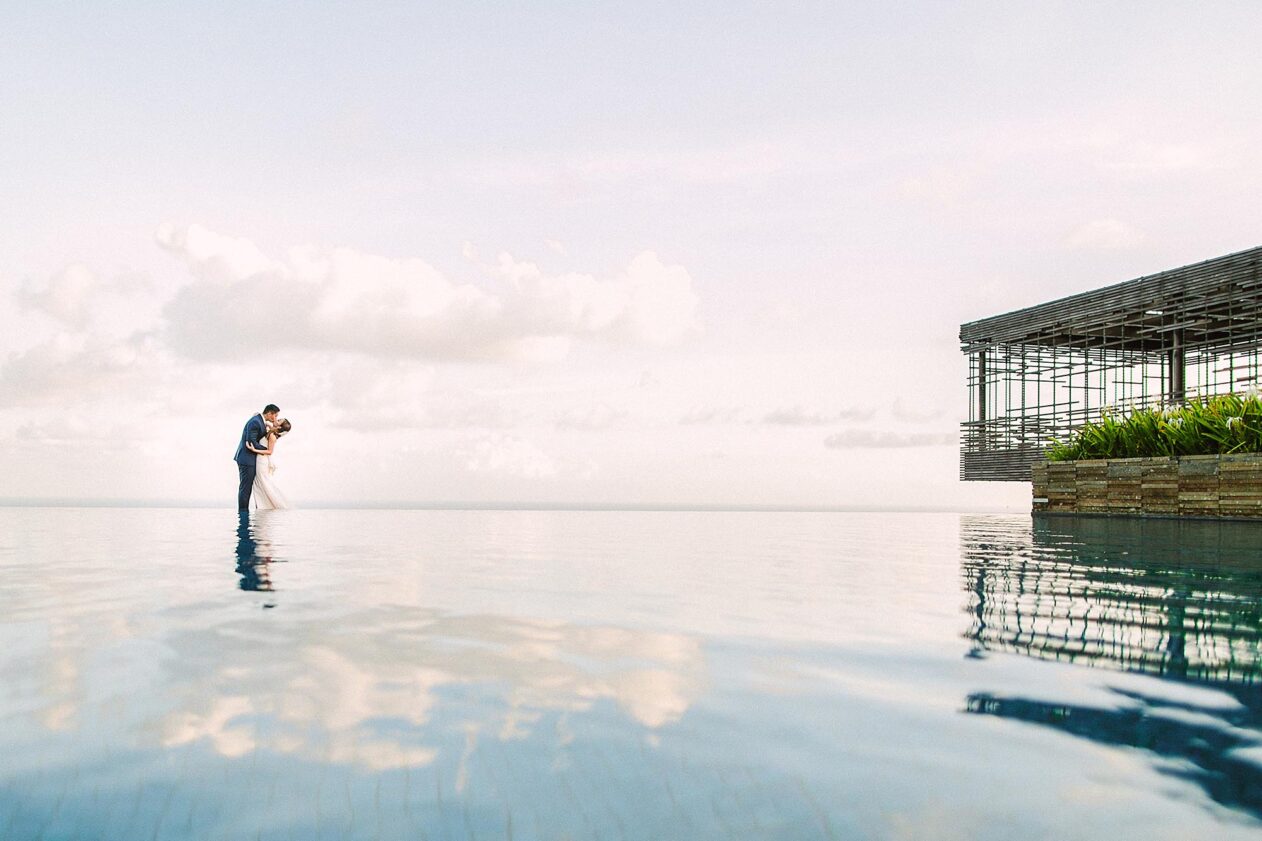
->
247, 418, 292, 510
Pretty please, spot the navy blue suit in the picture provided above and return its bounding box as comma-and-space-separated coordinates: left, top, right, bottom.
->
235, 413, 267, 510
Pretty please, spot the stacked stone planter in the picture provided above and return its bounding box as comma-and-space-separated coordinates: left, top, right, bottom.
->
1179, 455, 1219, 517
1221, 454, 1262, 517
1141, 458, 1179, 515
1031, 453, 1262, 518
1075, 459, 1108, 513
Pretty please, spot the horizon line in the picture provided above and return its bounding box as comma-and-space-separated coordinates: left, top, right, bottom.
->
0, 498, 1025, 514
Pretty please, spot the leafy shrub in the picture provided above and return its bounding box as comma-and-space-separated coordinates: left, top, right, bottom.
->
1045, 394, 1262, 461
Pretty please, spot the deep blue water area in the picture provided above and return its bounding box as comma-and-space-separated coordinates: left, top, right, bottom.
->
2, 508, 1260, 840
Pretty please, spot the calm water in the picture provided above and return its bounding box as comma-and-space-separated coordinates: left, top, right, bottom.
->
1, 509, 1261, 840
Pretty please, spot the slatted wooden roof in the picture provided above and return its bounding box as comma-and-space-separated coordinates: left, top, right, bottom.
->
960, 246, 1262, 354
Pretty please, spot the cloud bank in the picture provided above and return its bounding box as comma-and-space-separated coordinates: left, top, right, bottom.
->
156, 224, 700, 363
824, 430, 956, 449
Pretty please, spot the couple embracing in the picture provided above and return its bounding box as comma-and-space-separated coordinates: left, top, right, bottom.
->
235, 404, 292, 511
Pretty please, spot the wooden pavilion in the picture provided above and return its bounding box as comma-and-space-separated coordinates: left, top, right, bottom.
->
960, 246, 1262, 481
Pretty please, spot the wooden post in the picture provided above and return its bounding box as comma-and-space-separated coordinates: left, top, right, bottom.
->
977, 349, 987, 451
1167, 330, 1185, 404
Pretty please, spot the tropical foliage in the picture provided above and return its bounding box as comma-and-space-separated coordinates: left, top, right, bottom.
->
1045, 393, 1262, 461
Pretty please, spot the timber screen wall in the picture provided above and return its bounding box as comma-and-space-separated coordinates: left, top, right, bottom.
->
960, 246, 1262, 481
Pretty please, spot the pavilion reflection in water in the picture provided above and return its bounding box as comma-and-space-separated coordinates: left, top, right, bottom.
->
960, 515, 1262, 818
960, 514, 1262, 685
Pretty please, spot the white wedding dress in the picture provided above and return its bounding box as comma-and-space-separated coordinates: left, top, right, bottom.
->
252, 449, 291, 510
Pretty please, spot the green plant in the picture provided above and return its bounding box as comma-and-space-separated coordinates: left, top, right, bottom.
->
1044, 393, 1262, 461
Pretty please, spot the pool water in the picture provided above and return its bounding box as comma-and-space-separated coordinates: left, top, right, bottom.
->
1, 508, 1260, 840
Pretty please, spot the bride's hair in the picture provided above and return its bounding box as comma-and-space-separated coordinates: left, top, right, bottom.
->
275, 418, 292, 437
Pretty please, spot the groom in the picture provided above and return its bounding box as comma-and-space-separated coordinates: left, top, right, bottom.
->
235, 404, 279, 510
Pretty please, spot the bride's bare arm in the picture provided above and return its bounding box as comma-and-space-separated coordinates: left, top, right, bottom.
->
247, 434, 276, 456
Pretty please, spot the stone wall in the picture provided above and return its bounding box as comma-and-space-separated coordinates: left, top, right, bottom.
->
1031, 453, 1262, 518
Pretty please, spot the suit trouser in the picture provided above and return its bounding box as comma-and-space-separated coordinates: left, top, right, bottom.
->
238, 463, 257, 511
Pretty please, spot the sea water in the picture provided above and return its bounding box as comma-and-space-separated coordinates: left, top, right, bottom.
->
1, 508, 1259, 840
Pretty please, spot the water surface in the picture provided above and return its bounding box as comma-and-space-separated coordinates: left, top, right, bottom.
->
1, 509, 1260, 839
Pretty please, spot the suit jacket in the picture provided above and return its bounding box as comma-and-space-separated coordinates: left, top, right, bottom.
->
234, 414, 267, 466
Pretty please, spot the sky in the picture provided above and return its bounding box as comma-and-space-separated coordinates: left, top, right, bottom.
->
3, 1, 1262, 508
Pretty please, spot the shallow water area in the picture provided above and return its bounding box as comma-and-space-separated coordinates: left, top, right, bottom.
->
2, 508, 1261, 840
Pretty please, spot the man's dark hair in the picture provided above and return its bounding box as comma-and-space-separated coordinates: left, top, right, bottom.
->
264, 404, 280, 414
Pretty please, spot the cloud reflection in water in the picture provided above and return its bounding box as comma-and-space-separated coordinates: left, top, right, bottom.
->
161, 602, 705, 771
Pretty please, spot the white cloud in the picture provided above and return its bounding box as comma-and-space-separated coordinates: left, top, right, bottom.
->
0, 226, 713, 501
318, 361, 439, 429
493, 250, 699, 347
762, 405, 874, 426
343, 393, 518, 432
616, 253, 701, 345
891, 398, 945, 423
682, 405, 879, 428
155, 222, 281, 283
13, 416, 139, 453
157, 224, 700, 362
306, 360, 532, 432
1064, 218, 1147, 250
823, 429, 956, 449
14, 264, 154, 335
555, 403, 627, 431
680, 406, 745, 425
464, 434, 557, 478
421, 397, 522, 431
1097, 141, 1223, 177
0, 333, 159, 408
15, 264, 97, 329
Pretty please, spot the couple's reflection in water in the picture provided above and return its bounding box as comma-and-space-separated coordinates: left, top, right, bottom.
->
960, 514, 1262, 817
235, 511, 279, 604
